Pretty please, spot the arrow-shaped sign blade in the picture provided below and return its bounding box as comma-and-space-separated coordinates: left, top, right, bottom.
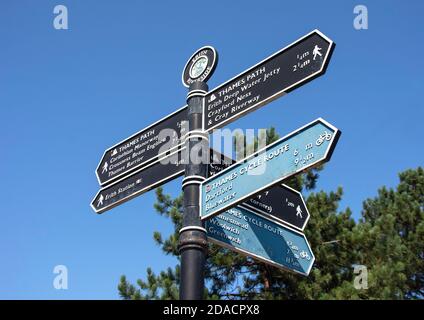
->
207, 151, 310, 231
241, 184, 310, 231
96, 106, 188, 186
200, 118, 340, 220
92, 148, 186, 214
204, 29, 335, 132
206, 206, 315, 276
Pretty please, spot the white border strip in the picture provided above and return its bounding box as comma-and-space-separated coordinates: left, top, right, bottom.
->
182, 175, 206, 183
182, 180, 203, 189
179, 226, 207, 234
187, 90, 207, 100
181, 130, 209, 143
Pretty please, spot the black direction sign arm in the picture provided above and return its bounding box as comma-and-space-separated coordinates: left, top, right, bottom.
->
96, 106, 188, 186
204, 30, 335, 132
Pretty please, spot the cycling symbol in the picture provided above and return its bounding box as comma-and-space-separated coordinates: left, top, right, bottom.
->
316, 131, 332, 146
299, 250, 311, 260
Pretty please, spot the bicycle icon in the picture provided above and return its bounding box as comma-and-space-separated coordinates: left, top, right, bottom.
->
299, 250, 311, 261
316, 131, 332, 146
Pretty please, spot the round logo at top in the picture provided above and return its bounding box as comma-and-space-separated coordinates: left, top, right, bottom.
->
182, 46, 218, 88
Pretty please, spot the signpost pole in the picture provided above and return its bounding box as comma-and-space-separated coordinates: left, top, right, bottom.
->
178, 81, 208, 300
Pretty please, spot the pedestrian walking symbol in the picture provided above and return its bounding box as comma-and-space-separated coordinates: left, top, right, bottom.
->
296, 205, 303, 218
97, 194, 104, 207
102, 162, 108, 174
313, 45, 322, 60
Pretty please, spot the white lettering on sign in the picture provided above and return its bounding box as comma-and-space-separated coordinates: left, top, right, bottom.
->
293, 51, 311, 73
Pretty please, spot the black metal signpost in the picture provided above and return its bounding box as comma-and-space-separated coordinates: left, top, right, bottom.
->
91, 30, 337, 300
178, 46, 218, 300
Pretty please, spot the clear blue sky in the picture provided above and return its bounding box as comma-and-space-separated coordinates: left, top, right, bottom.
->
0, 0, 422, 299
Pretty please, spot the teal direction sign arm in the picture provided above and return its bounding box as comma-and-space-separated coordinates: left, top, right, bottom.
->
96, 106, 188, 186
205, 206, 315, 275
204, 30, 335, 132
207, 151, 309, 231
240, 184, 310, 231
200, 118, 340, 220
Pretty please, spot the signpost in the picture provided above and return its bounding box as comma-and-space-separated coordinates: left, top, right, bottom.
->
240, 184, 310, 231
204, 30, 334, 131
200, 118, 340, 220
96, 106, 188, 186
205, 206, 315, 275
91, 30, 339, 300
